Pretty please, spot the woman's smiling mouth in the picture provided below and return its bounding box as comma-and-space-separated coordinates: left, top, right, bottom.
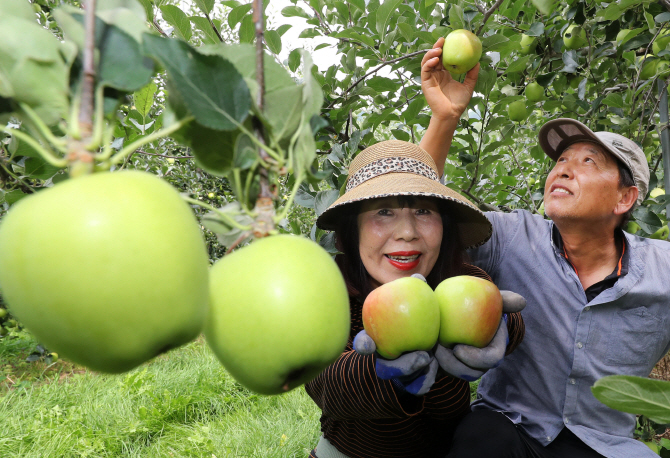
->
385, 251, 422, 270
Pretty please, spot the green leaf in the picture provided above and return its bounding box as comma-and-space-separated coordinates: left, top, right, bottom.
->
448, 4, 464, 30
143, 34, 250, 131
314, 189, 340, 216
171, 119, 239, 175
276, 24, 292, 36
265, 29, 282, 55
376, 0, 403, 38
193, 0, 214, 15
530, 0, 555, 15
506, 55, 532, 73
367, 76, 397, 92
403, 97, 426, 123
331, 29, 376, 48
239, 14, 255, 43
228, 4, 252, 28
233, 134, 257, 169
190, 16, 220, 44
288, 48, 302, 72
136, 0, 154, 21
397, 22, 415, 42
561, 51, 579, 73
159, 5, 193, 41
656, 12, 670, 23
526, 22, 545, 37
24, 156, 64, 180
391, 129, 410, 141
133, 82, 157, 118
281, 5, 311, 19
482, 34, 509, 52
299, 28, 322, 38
4, 189, 27, 205
602, 93, 624, 108
592, 375, 670, 424
0, 0, 36, 21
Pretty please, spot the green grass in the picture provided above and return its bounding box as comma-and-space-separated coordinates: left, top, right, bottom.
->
0, 330, 321, 457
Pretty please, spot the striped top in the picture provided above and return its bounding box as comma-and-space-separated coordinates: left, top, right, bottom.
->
306, 265, 525, 458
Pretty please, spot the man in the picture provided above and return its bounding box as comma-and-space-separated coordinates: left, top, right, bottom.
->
418, 39, 670, 458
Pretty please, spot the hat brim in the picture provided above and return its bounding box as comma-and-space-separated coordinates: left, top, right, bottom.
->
316, 172, 492, 249
539, 118, 618, 162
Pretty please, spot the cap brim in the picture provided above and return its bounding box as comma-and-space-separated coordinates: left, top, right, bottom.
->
538, 118, 605, 161
316, 172, 492, 249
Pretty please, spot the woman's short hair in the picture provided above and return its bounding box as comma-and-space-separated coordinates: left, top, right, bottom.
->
332, 196, 468, 299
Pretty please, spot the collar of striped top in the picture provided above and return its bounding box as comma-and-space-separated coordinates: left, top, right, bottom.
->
345, 157, 439, 193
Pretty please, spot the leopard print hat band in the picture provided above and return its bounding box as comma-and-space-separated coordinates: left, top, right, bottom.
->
346, 157, 440, 193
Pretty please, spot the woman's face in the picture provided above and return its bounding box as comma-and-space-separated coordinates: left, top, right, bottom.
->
357, 196, 443, 288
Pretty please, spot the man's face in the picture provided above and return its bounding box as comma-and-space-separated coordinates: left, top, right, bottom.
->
543, 142, 632, 225
357, 196, 443, 288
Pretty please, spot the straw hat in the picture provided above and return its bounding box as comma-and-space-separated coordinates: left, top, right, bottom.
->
316, 140, 492, 249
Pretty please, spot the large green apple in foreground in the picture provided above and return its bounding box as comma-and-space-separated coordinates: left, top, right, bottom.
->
362, 276, 440, 359
435, 276, 503, 348
0, 171, 210, 373
206, 235, 350, 395
563, 24, 588, 50
442, 29, 482, 75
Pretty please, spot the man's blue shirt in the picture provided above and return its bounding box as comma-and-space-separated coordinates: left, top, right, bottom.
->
468, 209, 670, 458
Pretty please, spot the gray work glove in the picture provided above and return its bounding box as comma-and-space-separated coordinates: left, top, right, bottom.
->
353, 329, 438, 396
435, 290, 526, 381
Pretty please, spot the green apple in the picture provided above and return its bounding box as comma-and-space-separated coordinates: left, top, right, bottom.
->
207, 192, 215, 199
652, 31, 670, 56
0, 327, 7, 337
528, 177, 537, 186
507, 100, 528, 122
538, 202, 545, 216
626, 221, 640, 234
639, 55, 660, 80
650, 225, 669, 240
650, 187, 665, 199
167, 158, 175, 164
435, 276, 503, 348
50, 352, 59, 363
563, 24, 588, 50
0, 309, 6, 320
0, 171, 210, 373
206, 234, 350, 395
525, 82, 545, 102
442, 29, 482, 75
362, 276, 440, 359
519, 34, 537, 55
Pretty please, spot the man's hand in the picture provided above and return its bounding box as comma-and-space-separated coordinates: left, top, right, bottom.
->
421, 38, 479, 122
354, 330, 438, 396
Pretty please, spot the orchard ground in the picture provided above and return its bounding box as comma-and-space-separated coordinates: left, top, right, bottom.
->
1, 326, 669, 456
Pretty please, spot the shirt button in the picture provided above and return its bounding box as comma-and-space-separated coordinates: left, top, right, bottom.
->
564, 417, 570, 424
569, 378, 576, 385
576, 342, 583, 349
584, 306, 591, 311
547, 436, 552, 442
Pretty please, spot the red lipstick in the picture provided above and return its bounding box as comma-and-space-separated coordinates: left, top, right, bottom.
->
385, 251, 421, 271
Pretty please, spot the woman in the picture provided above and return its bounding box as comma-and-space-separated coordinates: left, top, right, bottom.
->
305, 139, 525, 458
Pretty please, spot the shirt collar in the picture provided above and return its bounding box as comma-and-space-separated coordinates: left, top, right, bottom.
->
551, 224, 629, 278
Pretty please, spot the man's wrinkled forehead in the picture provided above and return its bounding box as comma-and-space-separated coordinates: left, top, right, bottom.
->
560, 141, 610, 161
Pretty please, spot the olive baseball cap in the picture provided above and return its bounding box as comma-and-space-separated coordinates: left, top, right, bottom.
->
538, 118, 649, 206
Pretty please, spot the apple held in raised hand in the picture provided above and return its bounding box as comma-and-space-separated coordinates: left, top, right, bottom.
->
435, 276, 503, 348
206, 235, 350, 395
362, 276, 440, 359
442, 29, 482, 75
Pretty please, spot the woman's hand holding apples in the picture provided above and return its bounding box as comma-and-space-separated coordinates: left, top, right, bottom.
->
353, 330, 439, 396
